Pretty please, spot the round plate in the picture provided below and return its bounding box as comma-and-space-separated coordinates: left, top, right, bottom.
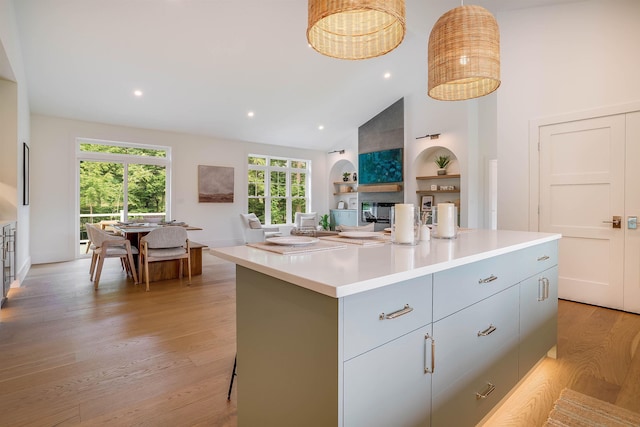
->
339, 231, 383, 239
266, 236, 319, 246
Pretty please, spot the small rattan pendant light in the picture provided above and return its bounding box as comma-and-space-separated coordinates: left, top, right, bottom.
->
428, 5, 500, 101
307, 0, 406, 60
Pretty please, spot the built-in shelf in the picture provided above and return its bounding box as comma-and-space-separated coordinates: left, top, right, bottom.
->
357, 184, 402, 193
333, 181, 358, 196
416, 190, 460, 194
416, 174, 461, 180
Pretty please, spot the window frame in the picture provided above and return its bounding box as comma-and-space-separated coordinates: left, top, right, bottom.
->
248, 154, 311, 225
75, 138, 171, 257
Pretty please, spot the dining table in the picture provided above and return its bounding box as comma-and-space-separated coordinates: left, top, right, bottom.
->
112, 223, 207, 282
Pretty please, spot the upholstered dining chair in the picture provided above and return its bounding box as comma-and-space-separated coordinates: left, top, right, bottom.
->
86, 223, 138, 290
85, 223, 115, 277
85, 223, 97, 273
138, 226, 191, 291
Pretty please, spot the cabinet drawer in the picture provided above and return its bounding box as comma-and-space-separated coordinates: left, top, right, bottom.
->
433, 251, 522, 321
343, 275, 432, 360
432, 285, 519, 426
518, 240, 558, 280
432, 345, 518, 427
432, 285, 519, 393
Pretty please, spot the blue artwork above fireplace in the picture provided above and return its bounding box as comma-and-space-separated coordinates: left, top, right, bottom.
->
358, 148, 403, 185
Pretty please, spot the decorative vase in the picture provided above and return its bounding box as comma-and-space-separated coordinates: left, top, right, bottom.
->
343, 175, 349, 182
353, 172, 357, 182
437, 169, 447, 175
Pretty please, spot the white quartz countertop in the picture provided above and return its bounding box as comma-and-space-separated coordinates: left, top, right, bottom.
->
211, 229, 561, 298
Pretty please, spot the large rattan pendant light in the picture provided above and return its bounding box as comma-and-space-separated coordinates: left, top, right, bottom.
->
307, 0, 406, 60
428, 5, 500, 101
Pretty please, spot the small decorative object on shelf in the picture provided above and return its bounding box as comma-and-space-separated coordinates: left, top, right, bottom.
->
434, 155, 451, 175
343, 172, 351, 182
352, 172, 357, 182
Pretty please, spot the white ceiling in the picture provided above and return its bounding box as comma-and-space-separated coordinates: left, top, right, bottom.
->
11, 0, 579, 151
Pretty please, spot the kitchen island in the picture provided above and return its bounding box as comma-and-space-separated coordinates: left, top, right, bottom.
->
212, 229, 561, 427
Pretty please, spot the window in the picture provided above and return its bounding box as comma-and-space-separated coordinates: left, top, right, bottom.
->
77, 139, 171, 255
248, 155, 310, 225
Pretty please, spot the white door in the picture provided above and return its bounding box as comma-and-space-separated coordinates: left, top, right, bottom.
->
539, 115, 626, 310
624, 111, 640, 313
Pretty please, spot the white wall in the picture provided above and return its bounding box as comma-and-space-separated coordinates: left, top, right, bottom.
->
497, 0, 640, 231
0, 0, 31, 282
30, 114, 328, 264
405, 91, 483, 229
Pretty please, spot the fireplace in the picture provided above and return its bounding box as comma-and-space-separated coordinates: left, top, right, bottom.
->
361, 202, 395, 231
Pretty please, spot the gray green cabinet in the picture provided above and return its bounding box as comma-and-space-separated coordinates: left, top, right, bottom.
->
232, 239, 558, 426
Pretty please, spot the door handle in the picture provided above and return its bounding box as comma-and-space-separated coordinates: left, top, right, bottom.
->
602, 216, 622, 228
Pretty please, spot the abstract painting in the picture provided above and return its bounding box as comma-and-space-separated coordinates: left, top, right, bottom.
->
198, 165, 234, 203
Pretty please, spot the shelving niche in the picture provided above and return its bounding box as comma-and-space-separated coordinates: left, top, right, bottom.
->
333, 181, 357, 196
415, 148, 460, 220
416, 174, 460, 195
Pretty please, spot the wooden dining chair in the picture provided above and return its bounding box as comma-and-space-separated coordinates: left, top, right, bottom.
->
138, 226, 191, 291
86, 223, 138, 289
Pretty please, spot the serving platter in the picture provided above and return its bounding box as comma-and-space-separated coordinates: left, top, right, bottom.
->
338, 231, 383, 239
266, 236, 319, 246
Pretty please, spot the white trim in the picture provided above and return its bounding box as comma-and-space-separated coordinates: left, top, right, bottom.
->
247, 154, 311, 225
74, 138, 172, 258
529, 101, 640, 232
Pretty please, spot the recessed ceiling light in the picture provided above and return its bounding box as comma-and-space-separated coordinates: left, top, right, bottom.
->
247, 111, 255, 118
133, 89, 143, 97
318, 125, 324, 130
383, 72, 392, 79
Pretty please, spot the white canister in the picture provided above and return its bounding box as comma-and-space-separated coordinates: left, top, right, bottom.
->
436, 203, 457, 238
391, 204, 419, 245
420, 224, 431, 241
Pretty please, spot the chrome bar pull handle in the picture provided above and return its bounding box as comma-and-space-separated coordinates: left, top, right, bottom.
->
544, 277, 550, 300
478, 275, 498, 284
424, 334, 435, 374
538, 277, 546, 301
537, 255, 550, 261
476, 382, 496, 400
380, 304, 413, 320
477, 324, 497, 337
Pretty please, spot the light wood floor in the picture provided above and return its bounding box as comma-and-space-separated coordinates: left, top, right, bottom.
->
1, 253, 639, 426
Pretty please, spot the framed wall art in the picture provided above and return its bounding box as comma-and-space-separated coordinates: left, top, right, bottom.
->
421, 195, 433, 211
198, 165, 234, 203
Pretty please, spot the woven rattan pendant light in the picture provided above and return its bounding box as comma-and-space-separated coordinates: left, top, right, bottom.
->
307, 0, 406, 60
428, 5, 500, 101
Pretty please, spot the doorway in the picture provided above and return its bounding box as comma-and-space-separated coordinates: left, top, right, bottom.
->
76, 140, 170, 257
537, 110, 640, 314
